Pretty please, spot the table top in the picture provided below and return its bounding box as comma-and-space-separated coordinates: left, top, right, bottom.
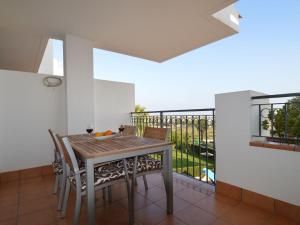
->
67, 134, 172, 159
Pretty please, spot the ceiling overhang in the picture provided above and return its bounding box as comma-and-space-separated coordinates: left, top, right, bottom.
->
0, 0, 240, 73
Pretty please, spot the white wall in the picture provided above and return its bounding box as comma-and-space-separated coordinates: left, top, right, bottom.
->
64, 35, 95, 134
94, 79, 135, 132
216, 91, 300, 206
0, 70, 134, 172
0, 70, 66, 172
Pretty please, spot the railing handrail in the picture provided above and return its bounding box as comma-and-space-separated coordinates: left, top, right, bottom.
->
252, 92, 300, 100
131, 108, 215, 114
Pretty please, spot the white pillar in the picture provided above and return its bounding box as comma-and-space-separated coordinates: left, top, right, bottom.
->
64, 35, 94, 134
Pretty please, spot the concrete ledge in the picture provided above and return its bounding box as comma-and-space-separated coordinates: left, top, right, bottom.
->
250, 141, 300, 152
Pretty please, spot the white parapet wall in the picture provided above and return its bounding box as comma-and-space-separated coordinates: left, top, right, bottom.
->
215, 90, 300, 206
0, 69, 135, 172
94, 79, 135, 132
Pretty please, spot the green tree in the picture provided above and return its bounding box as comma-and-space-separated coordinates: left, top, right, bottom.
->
135, 104, 147, 114
134, 104, 148, 135
263, 97, 300, 139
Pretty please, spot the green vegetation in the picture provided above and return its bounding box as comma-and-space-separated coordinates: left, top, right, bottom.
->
263, 97, 300, 140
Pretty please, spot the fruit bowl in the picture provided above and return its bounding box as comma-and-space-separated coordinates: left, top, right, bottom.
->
94, 134, 116, 141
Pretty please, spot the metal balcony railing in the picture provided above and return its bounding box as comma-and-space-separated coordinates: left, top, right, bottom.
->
130, 109, 216, 185
252, 93, 300, 145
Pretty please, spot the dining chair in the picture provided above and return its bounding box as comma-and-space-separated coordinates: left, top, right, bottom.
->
134, 127, 169, 189
122, 125, 137, 136
48, 129, 63, 194
60, 137, 133, 225
115, 127, 169, 190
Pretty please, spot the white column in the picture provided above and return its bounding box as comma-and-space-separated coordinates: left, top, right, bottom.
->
64, 35, 94, 134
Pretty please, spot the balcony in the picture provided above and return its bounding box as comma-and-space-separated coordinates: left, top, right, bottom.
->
1, 1, 300, 225
1, 90, 300, 225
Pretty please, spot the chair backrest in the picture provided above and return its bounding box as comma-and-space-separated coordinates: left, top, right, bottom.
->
48, 129, 60, 160
61, 137, 80, 173
143, 127, 170, 142
122, 125, 136, 136
52, 133, 68, 169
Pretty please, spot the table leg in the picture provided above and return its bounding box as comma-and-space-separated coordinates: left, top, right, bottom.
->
86, 159, 95, 225
164, 146, 173, 214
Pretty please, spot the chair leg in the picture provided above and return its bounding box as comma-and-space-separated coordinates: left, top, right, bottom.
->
142, 175, 148, 190
108, 185, 112, 203
60, 179, 71, 218
72, 188, 82, 225
53, 174, 59, 194
102, 187, 106, 200
57, 173, 66, 210
130, 156, 138, 225
123, 159, 133, 225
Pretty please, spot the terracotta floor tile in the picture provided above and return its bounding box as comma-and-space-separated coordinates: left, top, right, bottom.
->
134, 177, 155, 194
157, 216, 187, 225
154, 196, 190, 213
174, 204, 216, 225
20, 167, 42, 180
19, 186, 48, 202
220, 203, 272, 225
18, 208, 56, 225
0, 181, 19, 196
195, 183, 216, 196
18, 195, 56, 216
20, 176, 43, 184
0, 204, 18, 222
145, 174, 165, 187
138, 186, 166, 203
1, 171, 20, 183
135, 204, 167, 225
110, 183, 130, 201
155, 179, 188, 194
194, 195, 239, 217
0, 218, 17, 225
175, 188, 207, 204
95, 202, 129, 225
265, 215, 300, 225
0, 193, 18, 208
211, 219, 233, 225
118, 192, 152, 210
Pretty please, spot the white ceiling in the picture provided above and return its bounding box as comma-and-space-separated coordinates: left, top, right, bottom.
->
0, 0, 238, 73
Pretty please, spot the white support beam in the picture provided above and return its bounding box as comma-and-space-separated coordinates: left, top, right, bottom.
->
64, 35, 94, 134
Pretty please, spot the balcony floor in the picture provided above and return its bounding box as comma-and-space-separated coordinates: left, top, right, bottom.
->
0, 172, 298, 225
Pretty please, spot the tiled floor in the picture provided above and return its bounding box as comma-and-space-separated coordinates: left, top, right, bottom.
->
0, 173, 299, 225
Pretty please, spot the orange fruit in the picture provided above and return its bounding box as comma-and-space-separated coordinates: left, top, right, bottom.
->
104, 130, 113, 136
95, 132, 104, 137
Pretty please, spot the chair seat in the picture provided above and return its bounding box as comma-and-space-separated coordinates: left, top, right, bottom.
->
114, 156, 162, 174
69, 164, 125, 191
52, 161, 63, 175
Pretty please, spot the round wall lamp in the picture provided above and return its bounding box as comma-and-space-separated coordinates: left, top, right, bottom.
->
43, 76, 62, 87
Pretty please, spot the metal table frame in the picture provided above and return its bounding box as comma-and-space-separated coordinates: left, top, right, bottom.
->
77, 144, 173, 225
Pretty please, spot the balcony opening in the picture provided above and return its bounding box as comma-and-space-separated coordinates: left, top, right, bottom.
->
38, 39, 64, 76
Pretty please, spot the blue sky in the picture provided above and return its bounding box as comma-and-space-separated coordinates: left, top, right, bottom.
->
54, 1, 300, 110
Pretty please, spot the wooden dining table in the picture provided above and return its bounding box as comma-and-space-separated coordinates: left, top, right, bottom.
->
67, 134, 173, 225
